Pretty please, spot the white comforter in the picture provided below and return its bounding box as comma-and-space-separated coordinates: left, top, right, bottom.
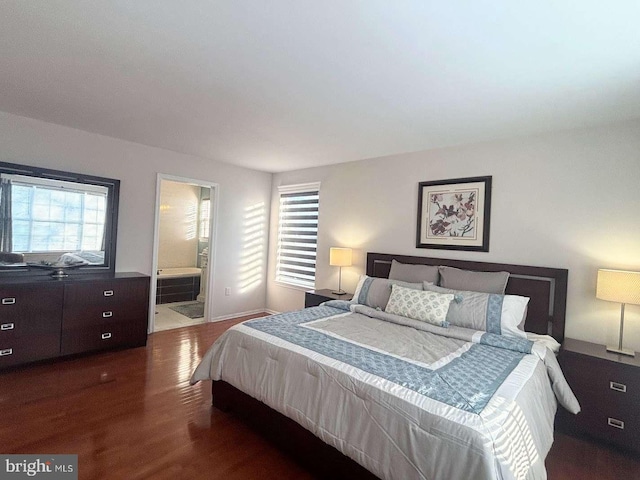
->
191, 303, 578, 480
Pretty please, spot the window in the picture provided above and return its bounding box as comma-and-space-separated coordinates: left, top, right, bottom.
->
11, 182, 106, 253
275, 183, 320, 289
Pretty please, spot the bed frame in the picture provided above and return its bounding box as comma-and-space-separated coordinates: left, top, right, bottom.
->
212, 253, 569, 479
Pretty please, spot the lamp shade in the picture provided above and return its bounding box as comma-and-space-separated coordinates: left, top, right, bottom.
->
596, 269, 640, 305
329, 247, 352, 267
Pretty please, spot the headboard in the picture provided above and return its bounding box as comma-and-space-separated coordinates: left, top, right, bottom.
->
366, 252, 568, 343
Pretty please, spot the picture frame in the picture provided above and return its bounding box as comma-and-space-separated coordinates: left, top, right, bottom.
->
416, 176, 492, 251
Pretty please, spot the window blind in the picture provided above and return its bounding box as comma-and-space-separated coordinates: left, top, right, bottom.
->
276, 185, 319, 289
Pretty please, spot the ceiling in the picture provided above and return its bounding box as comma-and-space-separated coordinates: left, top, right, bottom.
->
1, 1, 639, 173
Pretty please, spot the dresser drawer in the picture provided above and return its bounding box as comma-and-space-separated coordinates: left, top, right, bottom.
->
61, 320, 147, 356
63, 278, 149, 308
62, 302, 148, 330
0, 283, 63, 336
0, 334, 61, 368
62, 278, 149, 329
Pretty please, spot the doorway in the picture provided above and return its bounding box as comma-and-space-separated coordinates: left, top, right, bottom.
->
148, 174, 218, 333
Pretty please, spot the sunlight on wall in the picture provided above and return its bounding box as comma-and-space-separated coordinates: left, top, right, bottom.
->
185, 203, 198, 241
158, 180, 200, 268
580, 238, 640, 270
238, 202, 266, 294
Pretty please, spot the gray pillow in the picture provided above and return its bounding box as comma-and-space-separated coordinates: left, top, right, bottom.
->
388, 259, 439, 284
438, 266, 509, 294
352, 275, 423, 310
423, 283, 528, 338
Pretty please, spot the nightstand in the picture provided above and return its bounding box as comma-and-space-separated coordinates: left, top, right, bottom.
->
304, 289, 353, 308
556, 338, 640, 455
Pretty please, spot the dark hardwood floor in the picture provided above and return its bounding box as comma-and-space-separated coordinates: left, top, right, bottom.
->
1, 314, 638, 479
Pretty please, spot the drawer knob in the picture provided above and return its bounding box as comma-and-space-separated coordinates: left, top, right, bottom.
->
1, 298, 16, 305
610, 381, 627, 393
102, 311, 113, 318
0, 323, 15, 331
608, 418, 625, 430
103, 290, 114, 297
101, 332, 112, 340
0, 348, 13, 356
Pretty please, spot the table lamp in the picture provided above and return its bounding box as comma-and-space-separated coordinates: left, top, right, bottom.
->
329, 247, 352, 295
596, 268, 640, 357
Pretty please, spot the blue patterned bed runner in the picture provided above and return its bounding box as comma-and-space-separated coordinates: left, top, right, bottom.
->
245, 305, 532, 414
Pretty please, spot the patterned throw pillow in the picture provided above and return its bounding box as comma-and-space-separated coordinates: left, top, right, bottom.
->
384, 284, 454, 327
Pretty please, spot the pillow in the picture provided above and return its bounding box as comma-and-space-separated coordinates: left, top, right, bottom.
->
352, 275, 422, 310
388, 259, 439, 284
385, 284, 453, 327
423, 283, 528, 338
438, 266, 509, 294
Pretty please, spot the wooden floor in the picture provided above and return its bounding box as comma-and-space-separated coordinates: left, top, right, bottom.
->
1, 315, 639, 480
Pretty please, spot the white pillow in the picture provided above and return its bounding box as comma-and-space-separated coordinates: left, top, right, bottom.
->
384, 284, 454, 327
500, 295, 530, 339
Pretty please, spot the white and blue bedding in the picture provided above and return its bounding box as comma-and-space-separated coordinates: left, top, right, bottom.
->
191, 300, 579, 480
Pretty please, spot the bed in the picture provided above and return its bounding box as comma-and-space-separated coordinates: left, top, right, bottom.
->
191, 253, 579, 480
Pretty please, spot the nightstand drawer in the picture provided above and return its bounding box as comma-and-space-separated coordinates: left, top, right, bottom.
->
561, 353, 640, 409
569, 400, 640, 452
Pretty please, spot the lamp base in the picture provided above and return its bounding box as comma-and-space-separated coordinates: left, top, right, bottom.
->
331, 290, 347, 295
606, 345, 636, 357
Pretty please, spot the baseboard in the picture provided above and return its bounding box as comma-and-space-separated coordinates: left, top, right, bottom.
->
265, 309, 280, 315
208, 309, 270, 322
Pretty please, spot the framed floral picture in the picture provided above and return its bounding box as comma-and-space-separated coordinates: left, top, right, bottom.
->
416, 176, 492, 251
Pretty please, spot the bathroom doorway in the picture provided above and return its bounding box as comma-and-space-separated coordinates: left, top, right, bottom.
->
149, 174, 218, 333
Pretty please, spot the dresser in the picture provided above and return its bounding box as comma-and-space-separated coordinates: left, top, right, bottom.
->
0, 273, 150, 369
556, 338, 640, 455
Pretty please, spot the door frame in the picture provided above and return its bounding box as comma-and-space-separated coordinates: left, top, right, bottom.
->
148, 173, 220, 333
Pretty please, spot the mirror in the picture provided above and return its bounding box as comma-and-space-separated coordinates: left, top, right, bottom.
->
0, 161, 119, 277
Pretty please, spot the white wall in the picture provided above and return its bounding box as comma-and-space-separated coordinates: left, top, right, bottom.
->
157, 180, 200, 269
267, 119, 640, 351
0, 111, 271, 320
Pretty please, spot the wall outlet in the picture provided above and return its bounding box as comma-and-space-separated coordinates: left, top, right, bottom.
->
225, 287, 231, 296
